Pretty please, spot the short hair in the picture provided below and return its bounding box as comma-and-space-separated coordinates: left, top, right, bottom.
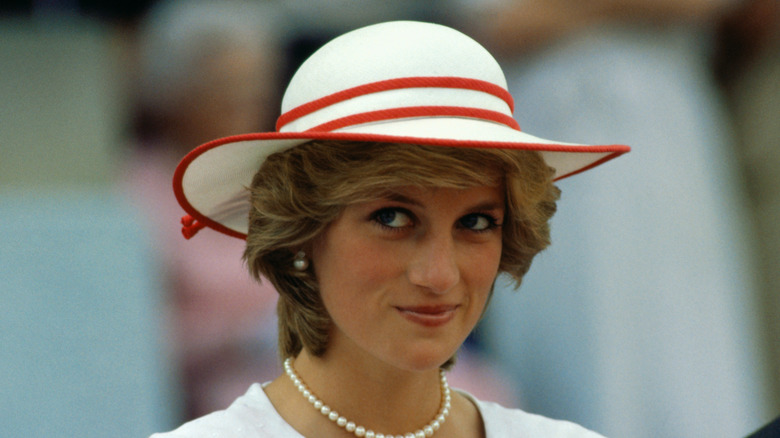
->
244, 140, 560, 363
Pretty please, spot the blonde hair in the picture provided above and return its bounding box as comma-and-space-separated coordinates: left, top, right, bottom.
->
244, 140, 560, 362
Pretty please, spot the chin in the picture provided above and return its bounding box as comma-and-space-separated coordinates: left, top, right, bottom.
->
389, 346, 459, 373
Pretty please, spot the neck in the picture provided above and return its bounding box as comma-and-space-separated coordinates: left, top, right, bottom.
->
291, 350, 445, 435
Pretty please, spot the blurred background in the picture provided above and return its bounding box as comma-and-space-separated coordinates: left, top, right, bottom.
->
1, 0, 777, 437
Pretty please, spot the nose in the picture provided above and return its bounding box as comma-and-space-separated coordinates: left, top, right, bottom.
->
407, 233, 460, 294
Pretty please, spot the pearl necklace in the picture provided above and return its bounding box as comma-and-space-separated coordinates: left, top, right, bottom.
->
283, 358, 451, 438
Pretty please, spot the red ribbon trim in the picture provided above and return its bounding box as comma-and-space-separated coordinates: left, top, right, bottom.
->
305, 106, 521, 132
181, 215, 206, 240
276, 76, 514, 132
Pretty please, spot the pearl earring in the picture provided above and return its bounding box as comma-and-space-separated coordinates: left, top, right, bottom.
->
293, 251, 309, 271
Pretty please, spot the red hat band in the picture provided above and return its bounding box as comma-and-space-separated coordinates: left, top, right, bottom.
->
275, 76, 520, 133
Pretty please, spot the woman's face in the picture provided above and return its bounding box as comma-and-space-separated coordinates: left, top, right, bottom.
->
311, 185, 504, 372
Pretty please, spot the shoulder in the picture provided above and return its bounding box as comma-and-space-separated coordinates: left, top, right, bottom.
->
464, 392, 606, 438
149, 384, 302, 438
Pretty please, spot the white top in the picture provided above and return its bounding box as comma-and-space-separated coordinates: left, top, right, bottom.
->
151, 383, 604, 437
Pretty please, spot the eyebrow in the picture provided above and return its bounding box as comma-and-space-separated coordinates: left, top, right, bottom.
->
382, 191, 423, 207
467, 201, 506, 213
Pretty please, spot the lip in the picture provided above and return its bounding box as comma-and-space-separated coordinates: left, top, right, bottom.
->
395, 305, 458, 327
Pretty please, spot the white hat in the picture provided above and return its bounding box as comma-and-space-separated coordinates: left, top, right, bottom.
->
174, 20, 629, 239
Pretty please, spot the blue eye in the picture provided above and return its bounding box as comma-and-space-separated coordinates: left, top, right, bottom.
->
373, 208, 412, 229
460, 213, 498, 231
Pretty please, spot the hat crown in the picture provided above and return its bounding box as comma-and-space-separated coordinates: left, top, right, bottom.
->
278, 21, 513, 133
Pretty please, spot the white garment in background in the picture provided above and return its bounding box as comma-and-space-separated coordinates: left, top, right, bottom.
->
481, 22, 771, 438
150, 383, 605, 437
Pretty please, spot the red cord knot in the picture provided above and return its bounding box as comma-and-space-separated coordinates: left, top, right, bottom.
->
181, 215, 206, 239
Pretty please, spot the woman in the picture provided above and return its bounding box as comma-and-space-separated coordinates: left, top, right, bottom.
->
154, 21, 628, 437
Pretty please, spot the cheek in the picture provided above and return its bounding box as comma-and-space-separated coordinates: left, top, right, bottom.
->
466, 244, 502, 302
315, 236, 401, 313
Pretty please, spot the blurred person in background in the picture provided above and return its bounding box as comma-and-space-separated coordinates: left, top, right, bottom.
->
122, 0, 284, 420
450, 0, 773, 436
713, 0, 780, 416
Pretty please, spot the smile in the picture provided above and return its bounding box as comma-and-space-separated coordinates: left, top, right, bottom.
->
395, 305, 458, 327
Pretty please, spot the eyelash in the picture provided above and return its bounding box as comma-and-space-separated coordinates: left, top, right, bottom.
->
370, 208, 501, 233
460, 213, 501, 233
371, 207, 414, 232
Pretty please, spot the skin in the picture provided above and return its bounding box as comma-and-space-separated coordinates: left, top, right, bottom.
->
265, 185, 504, 438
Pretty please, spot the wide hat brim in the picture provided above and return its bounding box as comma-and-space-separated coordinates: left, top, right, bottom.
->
173, 21, 629, 239
175, 119, 628, 239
